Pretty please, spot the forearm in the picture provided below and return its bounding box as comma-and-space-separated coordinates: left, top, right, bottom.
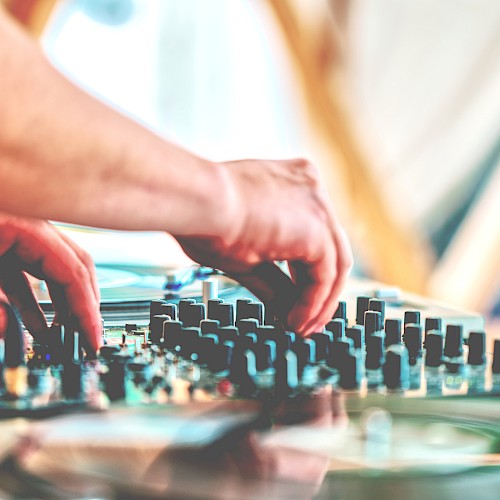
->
0, 8, 229, 236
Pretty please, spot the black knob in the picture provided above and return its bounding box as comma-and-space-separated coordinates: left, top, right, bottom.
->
274, 332, 296, 355
293, 338, 316, 375
208, 302, 234, 326
230, 349, 257, 395
150, 314, 170, 344
125, 323, 138, 333
237, 319, 259, 336
385, 319, 402, 347
200, 319, 220, 335
368, 299, 386, 323
444, 324, 463, 358
467, 331, 486, 366
424, 317, 443, 348
234, 333, 257, 353
346, 325, 364, 350
425, 331, 444, 367
149, 299, 167, 324
158, 303, 177, 321
338, 351, 362, 390
333, 301, 347, 322
101, 354, 131, 402
207, 340, 234, 373
254, 325, 277, 341
217, 326, 239, 344
404, 310, 421, 326
236, 299, 264, 325
196, 335, 218, 366
365, 332, 385, 370
207, 299, 223, 317
326, 319, 345, 340
384, 344, 410, 390
275, 350, 299, 396
364, 311, 383, 337
256, 326, 294, 355
162, 321, 183, 350
179, 302, 205, 328
255, 340, 277, 371
327, 337, 354, 370
235, 298, 251, 320
177, 327, 201, 358
492, 340, 500, 374
403, 324, 423, 364
178, 299, 196, 321
99, 345, 121, 360
309, 331, 333, 361
356, 296, 370, 325
425, 317, 442, 334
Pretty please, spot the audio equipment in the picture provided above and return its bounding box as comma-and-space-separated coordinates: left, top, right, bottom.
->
0, 266, 498, 499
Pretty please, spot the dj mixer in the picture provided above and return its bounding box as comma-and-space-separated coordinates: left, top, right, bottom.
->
0, 266, 499, 499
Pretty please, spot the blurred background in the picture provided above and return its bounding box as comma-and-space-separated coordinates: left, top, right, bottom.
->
5, 0, 500, 322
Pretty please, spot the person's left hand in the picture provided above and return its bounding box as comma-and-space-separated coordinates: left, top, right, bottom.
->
0, 213, 101, 351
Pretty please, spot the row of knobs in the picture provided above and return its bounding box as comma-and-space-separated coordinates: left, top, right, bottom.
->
147, 297, 492, 394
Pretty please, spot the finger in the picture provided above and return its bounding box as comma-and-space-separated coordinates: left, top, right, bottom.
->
229, 262, 299, 328
0, 269, 48, 337
43, 280, 70, 325
315, 224, 352, 329
298, 189, 352, 334
287, 236, 338, 335
57, 230, 100, 303
177, 237, 300, 327
45, 278, 101, 353
13, 229, 101, 351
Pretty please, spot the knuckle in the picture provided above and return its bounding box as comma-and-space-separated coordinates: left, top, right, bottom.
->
72, 262, 88, 283
80, 249, 94, 268
292, 157, 311, 170
340, 247, 354, 271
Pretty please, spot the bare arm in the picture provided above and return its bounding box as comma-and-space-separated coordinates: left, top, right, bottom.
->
0, 7, 352, 337
0, 7, 227, 236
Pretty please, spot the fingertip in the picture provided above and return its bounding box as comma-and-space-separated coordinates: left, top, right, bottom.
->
302, 323, 325, 337
287, 305, 308, 335
79, 310, 103, 353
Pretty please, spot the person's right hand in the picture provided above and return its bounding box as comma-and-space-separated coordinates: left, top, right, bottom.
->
176, 158, 352, 336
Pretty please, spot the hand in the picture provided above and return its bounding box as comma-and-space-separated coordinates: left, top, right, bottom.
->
176, 158, 352, 335
0, 214, 101, 351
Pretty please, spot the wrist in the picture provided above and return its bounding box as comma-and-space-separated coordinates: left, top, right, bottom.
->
197, 161, 239, 242
167, 158, 238, 243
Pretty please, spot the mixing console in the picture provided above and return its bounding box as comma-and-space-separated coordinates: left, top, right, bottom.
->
1, 275, 499, 499
116, 294, 494, 401
0, 278, 493, 417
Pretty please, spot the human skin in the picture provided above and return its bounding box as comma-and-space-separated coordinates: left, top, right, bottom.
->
0, 7, 352, 349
